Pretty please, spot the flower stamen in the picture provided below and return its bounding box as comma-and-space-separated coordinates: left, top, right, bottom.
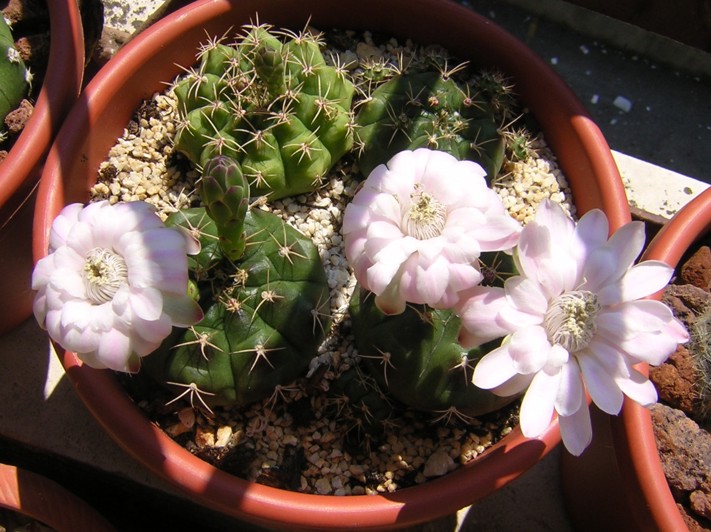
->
403, 185, 446, 240
543, 290, 600, 353
82, 247, 128, 304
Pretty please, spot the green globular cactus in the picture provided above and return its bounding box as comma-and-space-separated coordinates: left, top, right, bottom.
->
173, 24, 356, 200
354, 70, 506, 181
200, 156, 250, 261
144, 203, 332, 408
349, 289, 514, 419
0, 16, 29, 136
348, 250, 518, 419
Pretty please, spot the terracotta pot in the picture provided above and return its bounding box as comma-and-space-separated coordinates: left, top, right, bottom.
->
32, 0, 629, 529
0, 0, 84, 336
0, 462, 114, 531
560, 189, 711, 531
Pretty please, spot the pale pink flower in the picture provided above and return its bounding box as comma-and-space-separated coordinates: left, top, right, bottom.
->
32, 201, 203, 373
343, 148, 521, 314
456, 199, 689, 455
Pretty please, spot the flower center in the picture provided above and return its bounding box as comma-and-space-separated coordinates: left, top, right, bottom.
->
543, 290, 601, 353
82, 247, 128, 304
403, 186, 447, 240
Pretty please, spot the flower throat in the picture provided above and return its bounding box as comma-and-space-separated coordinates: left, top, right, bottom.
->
83, 247, 128, 304
543, 290, 601, 352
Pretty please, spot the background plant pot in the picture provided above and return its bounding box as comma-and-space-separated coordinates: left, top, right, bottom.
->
32, 0, 629, 529
0, 462, 115, 531
560, 189, 711, 532
0, 0, 84, 336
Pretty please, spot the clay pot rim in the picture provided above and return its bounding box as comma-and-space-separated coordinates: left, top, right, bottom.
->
0, 462, 114, 531
33, 0, 629, 529
614, 187, 711, 531
0, 0, 84, 209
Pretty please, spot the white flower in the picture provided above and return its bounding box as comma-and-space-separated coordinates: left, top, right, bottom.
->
456, 199, 689, 455
32, 201, 203, 373
342, 148, 521, 314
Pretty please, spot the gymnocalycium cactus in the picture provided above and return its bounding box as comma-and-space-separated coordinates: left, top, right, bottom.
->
354, 67, 508, 180
143, 156, 332, 408
349, 253, 517, 420
0, 16, 29, 139
173, 24, 356, 200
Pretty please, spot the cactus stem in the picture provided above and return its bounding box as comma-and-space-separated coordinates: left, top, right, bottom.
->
165, 381, 216, 416
358, 346, 397, 387
172, 326, 223, 360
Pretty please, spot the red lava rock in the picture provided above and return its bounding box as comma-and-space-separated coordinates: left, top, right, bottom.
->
682, 246, 711, 290
1, 0, 48, 25
692, 490, 711, 522
651, 403, 711, 528
664, 283, 711, 321
4, 99, 33, 135
650, 345, 702, 416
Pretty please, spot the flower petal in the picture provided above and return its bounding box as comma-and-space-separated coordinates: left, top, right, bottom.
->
472, 343, 519, 390
558, 403, 592, 456
597, 260, 674, 305
162, 292, 204, 327
456, 286, 512, 348
615, 366, 658, 406
578, 350, 624, 415
519, 368, 559, 437
129, 287, 163, 321
508, 326, 551, 374
554, 361, 584, 417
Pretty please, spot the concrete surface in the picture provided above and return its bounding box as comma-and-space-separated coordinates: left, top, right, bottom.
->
1, 0, 710, 530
